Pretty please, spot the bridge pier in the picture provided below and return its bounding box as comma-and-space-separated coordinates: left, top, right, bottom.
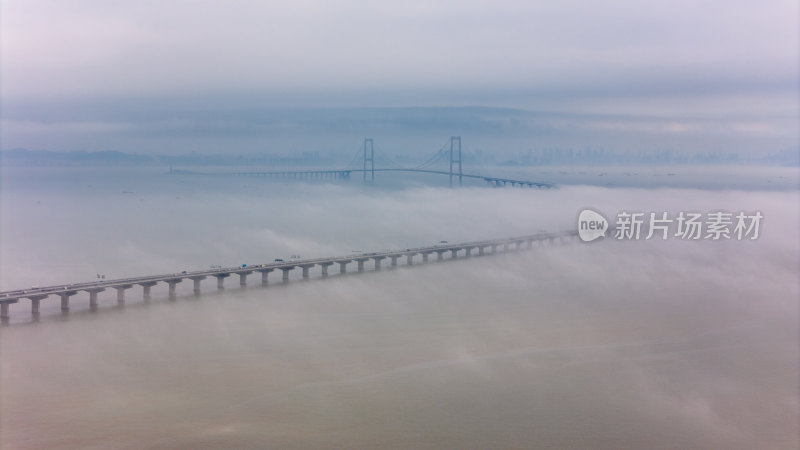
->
450, 249, 459, 259
115, 287, 125, 304
1, 300, 18, 320
139, 281, 157, 300
299, 264, 314, 279
59, 292, 77, 311
319, 262, 333, 277
435, 250, 447, 261
406, 254, 415, 265
29, 295, 47, 316
280, 267, 294, 281
86, 288, 105, 309
355, 258, 368, 272
463, 247, 474, 257
189, 276, 206, 295
390, 255, 401, 267
214, 273, 230, 290
256, 268, 273, 285
372, 256, 386, 270
114, 285, 133, 305
166, 279, 182, 298
422, 252, 431, 263
503, 243, 510, 251
238, 271, 252, 286
337, 261, 350, 273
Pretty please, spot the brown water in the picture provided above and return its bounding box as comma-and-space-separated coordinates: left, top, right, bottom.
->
2, 240, 797, 449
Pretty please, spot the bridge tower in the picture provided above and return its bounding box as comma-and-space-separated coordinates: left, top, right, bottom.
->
363, 138, 374, 184
450, 136, 462, 187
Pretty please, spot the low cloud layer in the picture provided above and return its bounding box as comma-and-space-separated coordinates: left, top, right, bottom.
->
3, 0, 795, 103
1, 1, 796, 156
1, 168, 797, 447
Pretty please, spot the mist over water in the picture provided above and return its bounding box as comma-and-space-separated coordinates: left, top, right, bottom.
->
2, 0, 797, 446
1, 166, 798, 448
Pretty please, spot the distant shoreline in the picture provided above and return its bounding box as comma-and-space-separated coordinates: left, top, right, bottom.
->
1, 148, 796, 168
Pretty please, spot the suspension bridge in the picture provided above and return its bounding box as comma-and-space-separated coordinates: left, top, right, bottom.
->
172, 137, 554, 188
0, 231, 578, 321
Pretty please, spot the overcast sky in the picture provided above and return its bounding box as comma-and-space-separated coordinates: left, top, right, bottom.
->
1, 0, 797, 155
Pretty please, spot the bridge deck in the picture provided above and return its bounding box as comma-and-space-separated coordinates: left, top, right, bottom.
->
172, 168, 553, 188
0, 231, 578, 317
